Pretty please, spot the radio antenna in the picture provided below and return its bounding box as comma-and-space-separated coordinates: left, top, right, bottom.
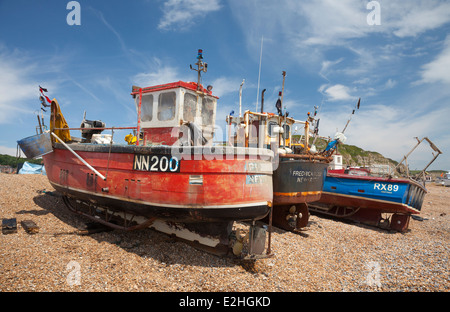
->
190, 49, 208, 91
342, 97, 361, 134
255, 36, 264, 112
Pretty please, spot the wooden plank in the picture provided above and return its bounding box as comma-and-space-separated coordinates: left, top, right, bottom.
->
2, 218, 17, 234
21, 220, 39, 234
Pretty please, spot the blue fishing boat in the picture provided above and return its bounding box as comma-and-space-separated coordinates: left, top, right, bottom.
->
310, 137, 442, 232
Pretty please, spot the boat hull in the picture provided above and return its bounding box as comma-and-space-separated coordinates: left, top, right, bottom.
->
273, 159, 328, 204
17, 132, 53, 159
310, 173, 427, 232
43, 144, 274, 224
436, 179, 450, 187
270, 159, 329, 231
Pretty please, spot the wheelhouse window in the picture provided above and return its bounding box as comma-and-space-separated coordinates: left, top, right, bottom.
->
231, 122, 238, 137
268, 121, 278, 137
183, 93, 197, 122
282, 124, 290, 140
140, 94, 153, 122
158, 92, 176, 121
201, 97, 215, 126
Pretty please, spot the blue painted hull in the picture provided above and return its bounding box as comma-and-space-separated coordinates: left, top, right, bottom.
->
310, 173, 427, 231
322, 174, 426, 213
17, 132, 53, 159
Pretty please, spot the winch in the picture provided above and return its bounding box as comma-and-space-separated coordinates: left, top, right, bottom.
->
80, 112, 105, 142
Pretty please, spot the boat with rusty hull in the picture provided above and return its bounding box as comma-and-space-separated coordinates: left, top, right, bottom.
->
271, 155, 329, 230
226, 74, 331, 232
309, 137, 442, 232
46, 143, 274, 256
19, 51, 275, 259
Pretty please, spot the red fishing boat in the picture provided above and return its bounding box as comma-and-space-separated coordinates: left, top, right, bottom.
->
18, 51, 274, 258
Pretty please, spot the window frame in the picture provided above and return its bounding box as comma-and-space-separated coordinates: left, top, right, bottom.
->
157, 91, 177, 122
182, 92, 198, 122
139, 93, 153, 122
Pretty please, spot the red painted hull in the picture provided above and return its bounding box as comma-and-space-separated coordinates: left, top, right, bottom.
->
318, 191, 420, 215
43, 144, 273, 224
311, 193, 413, 232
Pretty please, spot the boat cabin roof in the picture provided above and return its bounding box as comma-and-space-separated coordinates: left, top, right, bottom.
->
130, 81, 218, 130
131, 81, 218, 99
227, 111, 299, 126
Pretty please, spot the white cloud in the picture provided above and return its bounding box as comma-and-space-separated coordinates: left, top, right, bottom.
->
297, 0, 450, 44
158, 0, 222, 31
319, 84, 357, 102
132, 57, 194, 86
210, 77, 242, 98
95, 10, 127, 53
299, 0, 370, 46
318, 102, 450, 169
353, 77, 371, 85
418, 35, 450, 85
349, 105, 449, 169
133, 66, 179, 86
316, 77, 450, 170
131, 59, 243, 99
67, 76, 104, 104
0, 49, 39, 124
0, 145, 17, 157
319, 58, 344, 81
229, 0, 450, 65
385, 78, 397, 89
384, 0, 450, 38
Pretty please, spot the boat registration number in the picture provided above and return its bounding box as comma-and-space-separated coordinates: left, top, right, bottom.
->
133, 154, 180, 173
374, 183, 399, 192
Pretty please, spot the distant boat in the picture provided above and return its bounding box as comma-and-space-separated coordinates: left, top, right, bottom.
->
226, 110, 330, 231
310, 137, 442, 232
436, 171, 450, 187
226, 76, 332, 232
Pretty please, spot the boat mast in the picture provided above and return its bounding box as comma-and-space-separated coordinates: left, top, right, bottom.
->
279, 71, 286, 148
256, 36, 264, 112
280, 71, 286, 110
342, 98, 361, 134
239, 79, 245, 118
260, 89, 266, 113
190, 49, 208, 91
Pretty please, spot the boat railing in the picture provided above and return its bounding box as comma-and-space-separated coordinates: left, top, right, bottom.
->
50, 127, 138, 181
53, 127, 137, 131
50, 132, 107, 181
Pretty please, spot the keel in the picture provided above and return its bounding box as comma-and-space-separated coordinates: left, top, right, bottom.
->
62, 195, 273, 259
269, 203, 310, 232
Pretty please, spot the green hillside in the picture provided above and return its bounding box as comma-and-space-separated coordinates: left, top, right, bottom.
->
334, 143, 399, 168
295, 136, 399, 168
0, 154, 43, 168
296, 136, 445, 178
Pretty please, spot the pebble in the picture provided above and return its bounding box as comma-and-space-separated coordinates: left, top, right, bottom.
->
0, 174, 449, 292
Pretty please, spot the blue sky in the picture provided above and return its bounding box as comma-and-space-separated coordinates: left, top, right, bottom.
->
1, 0, 449, 170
